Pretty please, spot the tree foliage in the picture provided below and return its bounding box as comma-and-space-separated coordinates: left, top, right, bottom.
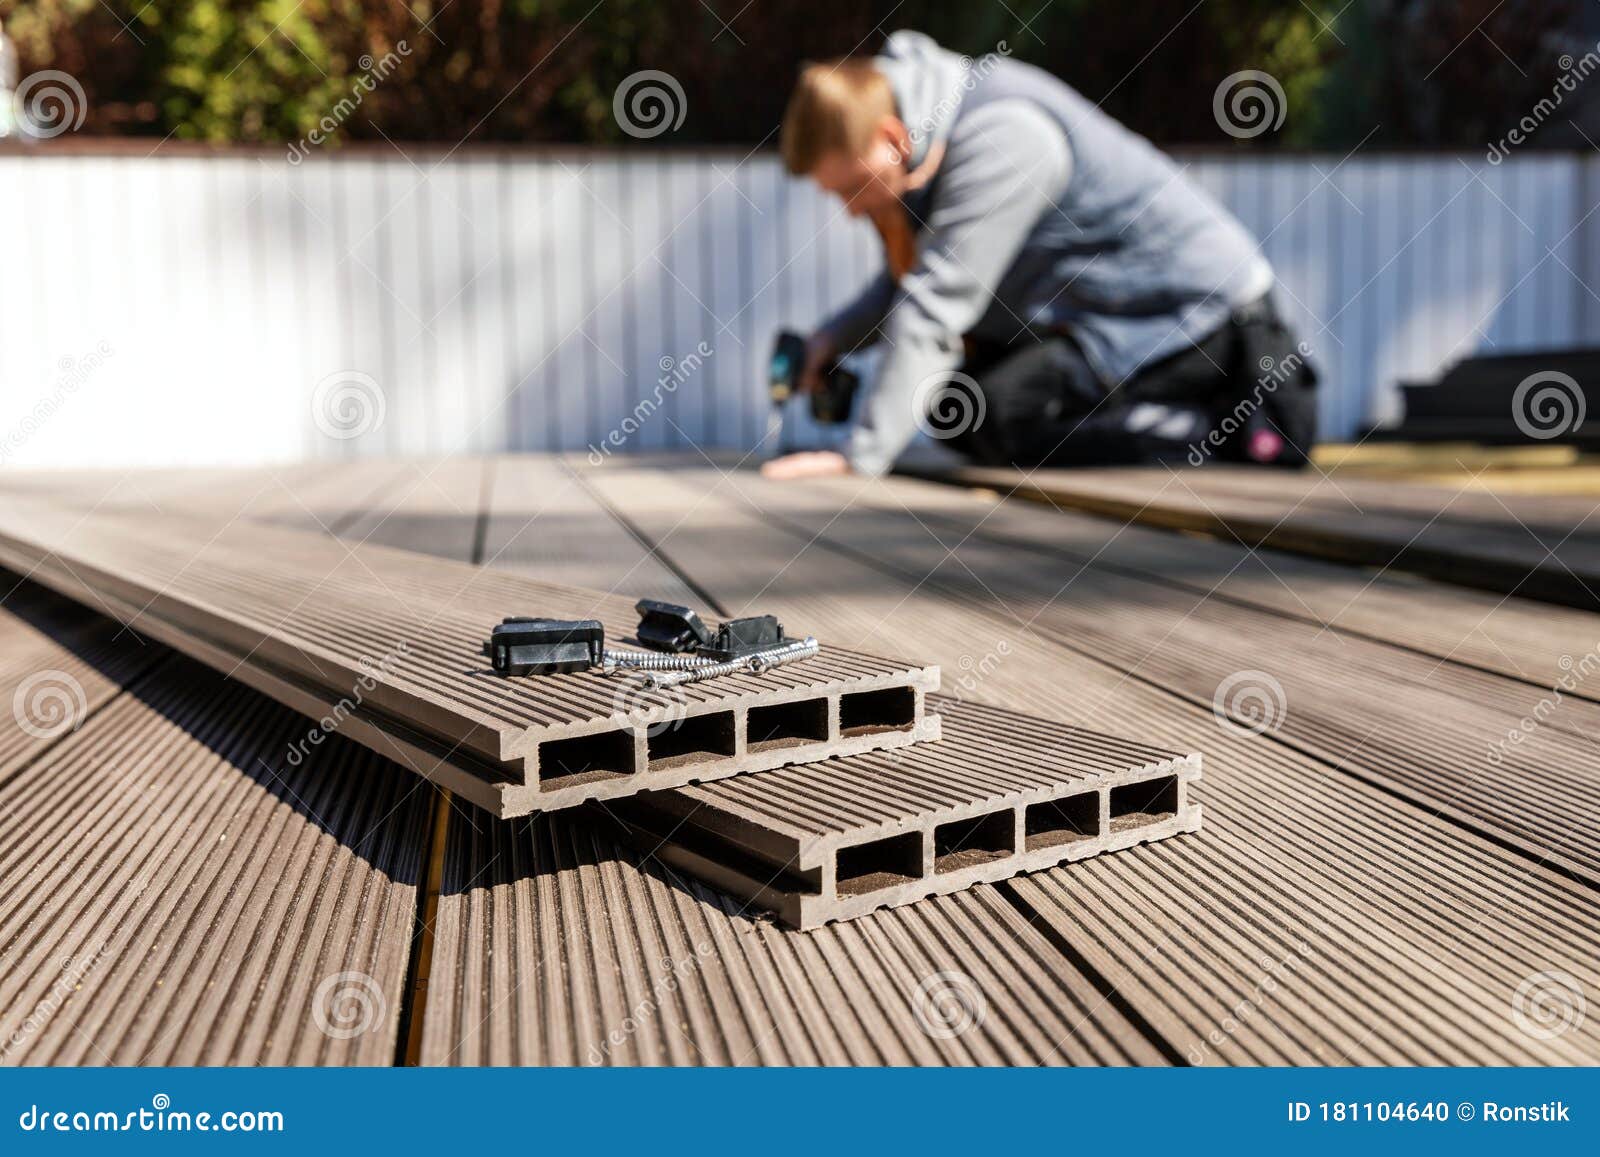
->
0, 0, 1586, 148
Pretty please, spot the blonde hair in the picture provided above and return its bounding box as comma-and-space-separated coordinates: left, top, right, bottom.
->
780, 59, 895, 175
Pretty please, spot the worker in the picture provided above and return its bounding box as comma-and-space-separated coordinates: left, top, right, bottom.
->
762, 31, 1318, 481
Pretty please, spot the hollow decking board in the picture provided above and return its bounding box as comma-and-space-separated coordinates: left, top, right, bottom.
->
416, 454, 1169, 1065
606, 696, 1200, 928
911, 463, 1600, 610
13, 458, 1599, 1066
660, 466, 1600, 887
577, 461, 1600, 1063
0, 656, 429, 1065
419, 808, 1164, 1066
0, 498, 939, 816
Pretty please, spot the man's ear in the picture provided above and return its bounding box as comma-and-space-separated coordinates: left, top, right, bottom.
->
880, 115, 913, 166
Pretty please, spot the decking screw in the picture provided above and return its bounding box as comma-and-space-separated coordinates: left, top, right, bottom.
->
600, 649, 717, 673
642, 637, 819, 689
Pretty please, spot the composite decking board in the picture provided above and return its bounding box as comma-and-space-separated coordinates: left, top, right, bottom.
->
0, 464, 440, 1067
0, 579, 167, 780
629, 466, 1600, 885
13, 459, 1598, 1065
414, 455, 1166, 1065
240, 463, 425, 537
480, 456, 701, 606
607, 695, 1201, 928
1166, 464, 1600, 544
0, 498, 939, 815
0, 656, 429, 1066
0, 466, 345, 524
779, 465, 1600, 703
577, 462, 1600, 1063
910, 463, 1600, 610
677, 697, 1188, 836
44, 460, 1593, 701
418, 808, 1163, 1066
334, 458, 491, 562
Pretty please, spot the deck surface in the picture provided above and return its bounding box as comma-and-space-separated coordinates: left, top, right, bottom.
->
1, 456, 1597, 1066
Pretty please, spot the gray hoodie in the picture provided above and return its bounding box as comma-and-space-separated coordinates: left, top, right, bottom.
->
826, 32, 1274, 475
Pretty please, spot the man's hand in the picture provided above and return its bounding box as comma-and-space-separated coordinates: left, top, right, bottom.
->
798, 331, 837, 396
760, 450, 852, 481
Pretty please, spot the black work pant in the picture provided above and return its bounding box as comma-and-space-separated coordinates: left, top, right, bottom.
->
942, 298, 1318, 469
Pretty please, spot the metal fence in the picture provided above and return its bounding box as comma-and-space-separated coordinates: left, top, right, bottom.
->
1, 147, 1592, 468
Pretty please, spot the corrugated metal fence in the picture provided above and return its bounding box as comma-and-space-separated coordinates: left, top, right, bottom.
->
0, 148, 1593, 468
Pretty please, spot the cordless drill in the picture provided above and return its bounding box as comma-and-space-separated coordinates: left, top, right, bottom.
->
768, 330, 859, 425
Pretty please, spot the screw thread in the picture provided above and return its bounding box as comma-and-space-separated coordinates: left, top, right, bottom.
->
600, 649, 716, 672
642, 637, 819, 688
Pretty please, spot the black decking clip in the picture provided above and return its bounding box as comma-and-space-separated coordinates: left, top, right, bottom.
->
701, 614, 790, 660
483, 617, 605, 676
633, 599, 713, 653
485, 604, 808, 680
633, 600, 791, 660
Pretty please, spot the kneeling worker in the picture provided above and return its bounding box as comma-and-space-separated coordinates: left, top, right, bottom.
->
762, 31, 1317, 482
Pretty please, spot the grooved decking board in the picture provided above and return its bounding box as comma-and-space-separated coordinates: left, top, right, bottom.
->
0, 499, 939, 816
1174, 465, 1600, 543
0, 580, 165, 777
0, 656, 429, 1065
576, 461, 1600, 1063
0, 471, 436, 1067
630, 466, 1600, 886
780, 464, 1600, 703
418, 810, 1164, 1066
607, 696, 1200, 927
481, 456, 701, 606
14, 458, 1600, 1067
911, 463, 1600, 610
36, 460, 1589, 703
413, 455, 1169, 1064
335, 458, 490, 561
0, 465, 345, 524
